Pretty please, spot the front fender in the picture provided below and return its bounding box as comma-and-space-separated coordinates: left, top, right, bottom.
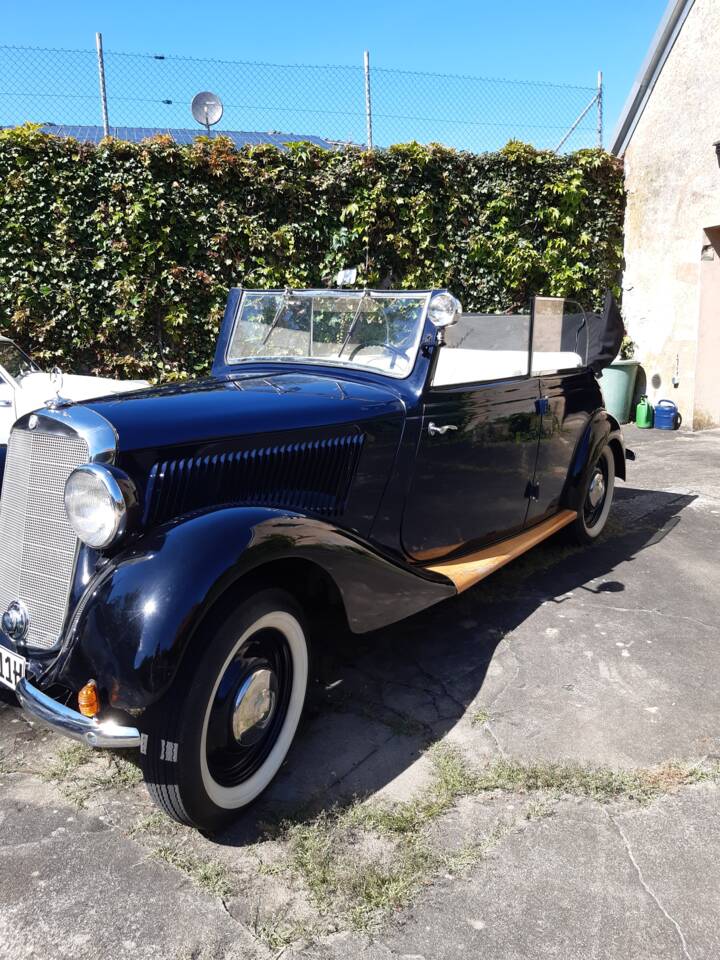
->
45, 508, 453, 711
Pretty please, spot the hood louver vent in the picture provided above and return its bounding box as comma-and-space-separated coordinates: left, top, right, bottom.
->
145, 433, 365, 525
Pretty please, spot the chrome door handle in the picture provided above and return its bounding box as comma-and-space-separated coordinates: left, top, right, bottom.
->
428, 422, 458, 437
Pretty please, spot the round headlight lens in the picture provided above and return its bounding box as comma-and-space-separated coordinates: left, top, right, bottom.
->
64, 464, 128, 549
428, 292, 462, 327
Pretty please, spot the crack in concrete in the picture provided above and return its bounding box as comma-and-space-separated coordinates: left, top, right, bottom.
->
323, 728, 398, 793
351, 659, 472, 737
483, 720, 507, 759
352, 662, 451, 718
607, 812, 692, 960
408, 656, 467, 715
323, 685, 434, 741
485, 650, 521, 713
371, 702, 434, 739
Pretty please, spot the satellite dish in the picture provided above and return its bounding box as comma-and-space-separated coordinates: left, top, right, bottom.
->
191, 91, 224, 133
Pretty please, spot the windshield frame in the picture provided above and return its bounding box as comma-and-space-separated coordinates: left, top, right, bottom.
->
223, 288, 435, 381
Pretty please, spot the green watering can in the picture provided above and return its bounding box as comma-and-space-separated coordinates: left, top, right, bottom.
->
635, 395, 654, 429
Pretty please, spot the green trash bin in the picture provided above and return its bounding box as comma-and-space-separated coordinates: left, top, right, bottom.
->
599, 360, 640, 424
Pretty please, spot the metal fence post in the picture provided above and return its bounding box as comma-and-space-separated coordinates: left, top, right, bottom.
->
95, 32, 110, 137
363, 50, 373, 150
0, 42, 604, 151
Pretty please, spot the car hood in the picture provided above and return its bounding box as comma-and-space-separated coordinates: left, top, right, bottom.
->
83, 371, 405, 452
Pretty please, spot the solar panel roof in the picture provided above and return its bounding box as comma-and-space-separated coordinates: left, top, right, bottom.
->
2, 124, 343, 149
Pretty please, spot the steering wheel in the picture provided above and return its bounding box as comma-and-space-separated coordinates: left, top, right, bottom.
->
348, 341, 409, 367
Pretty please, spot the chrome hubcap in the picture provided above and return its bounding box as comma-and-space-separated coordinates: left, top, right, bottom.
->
232, 668, 277, 745
587, 470, 606, 509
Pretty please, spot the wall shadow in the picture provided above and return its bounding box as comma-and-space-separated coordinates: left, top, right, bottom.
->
217, 487, 695, 846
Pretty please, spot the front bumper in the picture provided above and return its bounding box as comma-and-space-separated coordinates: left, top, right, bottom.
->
15, 678, 141, 749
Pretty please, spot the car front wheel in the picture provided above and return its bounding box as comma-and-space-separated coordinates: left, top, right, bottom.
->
140, 588, 309, 832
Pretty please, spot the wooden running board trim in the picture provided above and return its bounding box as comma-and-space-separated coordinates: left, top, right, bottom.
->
424, 509, 577, 593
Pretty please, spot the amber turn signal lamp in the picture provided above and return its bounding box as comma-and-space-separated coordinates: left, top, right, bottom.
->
78, 680, 101, 718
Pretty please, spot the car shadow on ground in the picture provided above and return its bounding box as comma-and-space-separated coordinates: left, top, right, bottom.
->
215, 486, 696, 847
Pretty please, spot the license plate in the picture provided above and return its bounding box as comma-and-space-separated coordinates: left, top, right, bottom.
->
0, 647, 26, 691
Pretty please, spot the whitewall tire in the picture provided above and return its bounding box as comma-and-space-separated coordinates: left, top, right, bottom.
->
140, 589, 309, 831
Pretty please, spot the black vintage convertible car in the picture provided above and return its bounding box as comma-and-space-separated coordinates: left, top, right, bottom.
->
0, 287, 627, 830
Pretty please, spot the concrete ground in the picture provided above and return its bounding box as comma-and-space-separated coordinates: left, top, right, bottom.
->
1, 426, 719, 959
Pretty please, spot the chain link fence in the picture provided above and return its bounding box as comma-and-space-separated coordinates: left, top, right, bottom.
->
0, 41, 602, 153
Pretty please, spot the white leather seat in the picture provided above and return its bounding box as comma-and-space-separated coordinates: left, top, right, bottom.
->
432, 348, 583, 386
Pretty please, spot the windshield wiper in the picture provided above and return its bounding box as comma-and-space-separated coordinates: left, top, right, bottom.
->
261, 287, 293, 347
337, 290, 372, 359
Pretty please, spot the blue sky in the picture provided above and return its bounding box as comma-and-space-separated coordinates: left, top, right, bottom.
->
2, 0, 666, 151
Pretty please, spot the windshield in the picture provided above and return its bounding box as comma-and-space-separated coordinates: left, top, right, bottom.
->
226, 290, 431, 378
0, 339, 42, 381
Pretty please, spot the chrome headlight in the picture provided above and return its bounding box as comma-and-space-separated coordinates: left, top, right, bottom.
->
428, 292, 462, 327
64, 464, 136, 549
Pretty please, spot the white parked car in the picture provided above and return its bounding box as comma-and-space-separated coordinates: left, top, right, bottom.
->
0, 335, 149, 445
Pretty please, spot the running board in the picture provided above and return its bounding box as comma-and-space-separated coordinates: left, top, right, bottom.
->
424, 509, 577, 593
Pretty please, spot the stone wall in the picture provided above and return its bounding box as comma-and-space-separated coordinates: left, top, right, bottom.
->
621, 0, 720, 428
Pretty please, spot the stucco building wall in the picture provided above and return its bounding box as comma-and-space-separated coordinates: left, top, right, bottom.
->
621, 0, 720, 428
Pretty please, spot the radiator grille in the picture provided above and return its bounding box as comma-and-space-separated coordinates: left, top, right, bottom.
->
146, 433, 365, 525
0, 428, 89, 650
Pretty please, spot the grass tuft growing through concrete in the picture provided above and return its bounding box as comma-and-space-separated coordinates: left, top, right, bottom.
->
0, 750, 15, 775
99, 754, 143, 789
287, 812, 437, 931
154, 844, 233, 900
252, 916, 314, 952
470, 708, 490, 726
279, 746, 523, 930
42, 738, 716, 942
276, 746, 720, 933
42, 744, 142, 806
467, 755, 717, 803
42, 742, 93, 782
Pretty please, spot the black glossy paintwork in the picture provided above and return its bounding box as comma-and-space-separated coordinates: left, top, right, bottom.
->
13, 289, 623, 714
565, 409, 626, 506
402, 378, 542, 560
527, 372, 604, 524
212, 286, 244, 377
43, 508, 454, 710
86, 372, 404, 453
83, 372, 407, 549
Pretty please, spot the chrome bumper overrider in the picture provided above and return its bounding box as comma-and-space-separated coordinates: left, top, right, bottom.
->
15, 678, 141, 749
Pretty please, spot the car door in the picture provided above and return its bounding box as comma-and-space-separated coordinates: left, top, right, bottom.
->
526, 370, 602, 524
526, 298, 601, 524
401, 312, 541, 562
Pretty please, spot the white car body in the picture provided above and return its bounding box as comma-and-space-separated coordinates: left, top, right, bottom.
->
0, 336, 149, 445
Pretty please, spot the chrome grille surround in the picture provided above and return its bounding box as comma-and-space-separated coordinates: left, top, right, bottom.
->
0, 407, 117, 652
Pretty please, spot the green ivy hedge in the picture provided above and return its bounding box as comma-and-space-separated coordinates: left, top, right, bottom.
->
0, 125, 624, 380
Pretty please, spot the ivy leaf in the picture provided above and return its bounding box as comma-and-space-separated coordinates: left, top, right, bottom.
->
0, 124, 624, 380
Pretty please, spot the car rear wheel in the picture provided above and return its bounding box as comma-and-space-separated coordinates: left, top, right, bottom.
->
567, 444, 615, 545
140, 588, 309, 832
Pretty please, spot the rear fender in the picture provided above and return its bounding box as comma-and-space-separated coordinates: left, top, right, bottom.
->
564, 409, 626, 510
605, 412, 628, 482
45, 507, 453, 711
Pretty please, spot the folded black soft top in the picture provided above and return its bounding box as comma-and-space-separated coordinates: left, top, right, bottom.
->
587, 290, 625, 375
